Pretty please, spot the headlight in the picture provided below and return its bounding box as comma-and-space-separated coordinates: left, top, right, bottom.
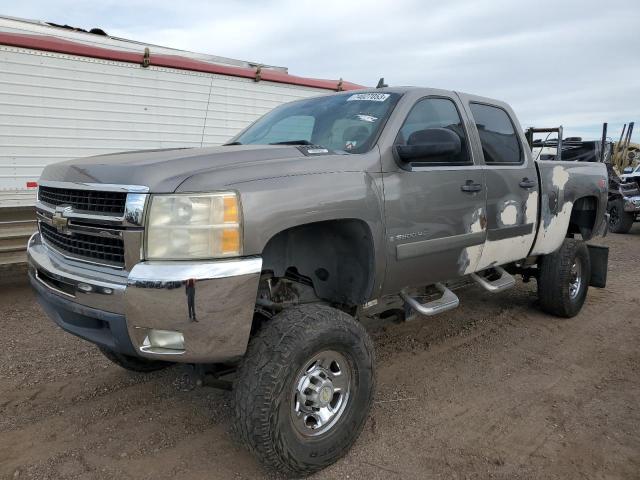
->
145, 193, 241, 260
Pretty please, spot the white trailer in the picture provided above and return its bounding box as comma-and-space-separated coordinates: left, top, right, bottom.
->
0, 16, 362, 265
0, 15, 362, 208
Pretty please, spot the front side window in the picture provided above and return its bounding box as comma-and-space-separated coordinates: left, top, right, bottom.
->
232, 92, 401, 154
394, 97, 471, 165
469, 103, 522, 164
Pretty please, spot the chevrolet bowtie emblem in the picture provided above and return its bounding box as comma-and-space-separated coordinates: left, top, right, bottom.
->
52, 206, 72, 234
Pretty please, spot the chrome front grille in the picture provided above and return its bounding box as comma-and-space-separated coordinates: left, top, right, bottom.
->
38, 186, 127, 215
36, 182, 148, 270
40, 222, 125, 266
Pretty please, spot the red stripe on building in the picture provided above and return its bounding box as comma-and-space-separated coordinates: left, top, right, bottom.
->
0, 32, 364, 91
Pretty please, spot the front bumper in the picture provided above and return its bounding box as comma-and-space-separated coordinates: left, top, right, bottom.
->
28, 233, 262, 363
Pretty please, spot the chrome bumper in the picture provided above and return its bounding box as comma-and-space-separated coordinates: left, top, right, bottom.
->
27, 233, 262, 363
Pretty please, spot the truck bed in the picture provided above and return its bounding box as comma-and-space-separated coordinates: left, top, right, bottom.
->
531, 160, 608, 255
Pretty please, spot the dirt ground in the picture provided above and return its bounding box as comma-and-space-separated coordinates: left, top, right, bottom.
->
1, 227, 639, 480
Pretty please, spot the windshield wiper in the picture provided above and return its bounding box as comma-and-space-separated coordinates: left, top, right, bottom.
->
269, 140, 314, 146
224, 141, 242, 146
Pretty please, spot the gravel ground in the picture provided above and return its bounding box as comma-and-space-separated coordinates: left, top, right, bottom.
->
1, 226, 639, 479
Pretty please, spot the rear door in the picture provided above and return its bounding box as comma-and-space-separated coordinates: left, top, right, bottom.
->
457, 95, 539, 270
380, 93, 487, 294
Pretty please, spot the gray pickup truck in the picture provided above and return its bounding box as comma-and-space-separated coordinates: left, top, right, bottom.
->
28, 87, 609, 476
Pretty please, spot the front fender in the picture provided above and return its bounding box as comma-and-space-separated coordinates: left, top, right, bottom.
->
236, 171, 387, 298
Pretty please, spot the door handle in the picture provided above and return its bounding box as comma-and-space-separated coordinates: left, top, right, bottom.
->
519, 178, 537, 189
461, 180, 482, 193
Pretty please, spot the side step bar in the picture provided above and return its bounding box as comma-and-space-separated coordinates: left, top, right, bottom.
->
470, 266, 515, 293
400, 283, 459, 317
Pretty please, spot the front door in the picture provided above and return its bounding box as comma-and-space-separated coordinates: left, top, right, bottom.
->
381, 95, 487, 294
458, 96, 539, 269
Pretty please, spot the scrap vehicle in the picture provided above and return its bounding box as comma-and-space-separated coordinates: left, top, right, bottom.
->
607, 175, 640, 233
610, 122, 640, 175
27, 87, 609, 476
606, 122, 639, 233
620, 163, 640, 182
613, 144, 640, 175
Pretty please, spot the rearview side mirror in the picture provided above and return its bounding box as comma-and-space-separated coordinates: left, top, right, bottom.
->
395, 127, 462, 163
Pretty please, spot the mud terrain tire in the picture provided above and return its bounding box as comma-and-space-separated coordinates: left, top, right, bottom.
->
538, 238, 590, 318
608, 198, 634, 234
233, 304, 375, 476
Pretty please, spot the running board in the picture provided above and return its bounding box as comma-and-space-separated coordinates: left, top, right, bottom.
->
400, 283, 459, 317
470, 266, 515, 293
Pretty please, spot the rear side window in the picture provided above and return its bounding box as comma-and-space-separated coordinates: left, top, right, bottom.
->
395, 97, 470, 165
469, 103, 522, 164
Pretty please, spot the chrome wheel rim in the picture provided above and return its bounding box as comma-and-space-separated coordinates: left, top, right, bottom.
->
290, 350, 352, 437
569, 258, 583, 299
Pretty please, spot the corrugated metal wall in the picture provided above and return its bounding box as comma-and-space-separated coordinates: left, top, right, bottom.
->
0, 45, 326, 206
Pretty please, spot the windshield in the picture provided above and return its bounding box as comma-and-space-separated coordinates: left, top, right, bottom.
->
231, 92, 401, 153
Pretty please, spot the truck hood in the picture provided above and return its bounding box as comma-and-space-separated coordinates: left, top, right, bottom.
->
39, 145, 324, 192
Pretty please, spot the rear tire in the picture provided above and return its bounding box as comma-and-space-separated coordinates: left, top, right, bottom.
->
98, 347, 173, 373
233, 304, 375, 477
607, 198, 634, 234
537, 239, 590, 318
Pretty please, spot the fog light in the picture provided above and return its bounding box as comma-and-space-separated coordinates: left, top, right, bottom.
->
141, 329, 185, 353
77, 283, 93, 293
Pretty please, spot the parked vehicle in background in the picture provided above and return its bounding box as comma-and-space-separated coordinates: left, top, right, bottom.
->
620, 163, 640, 182
606, 123, 640, 234
607, 168, 640, 233
27, 87, 609, 476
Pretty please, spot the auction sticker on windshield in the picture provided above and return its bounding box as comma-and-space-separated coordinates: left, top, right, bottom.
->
347, 93, 390, 102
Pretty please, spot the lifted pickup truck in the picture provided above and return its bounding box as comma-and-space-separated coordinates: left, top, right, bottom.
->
28, 87, 609, 476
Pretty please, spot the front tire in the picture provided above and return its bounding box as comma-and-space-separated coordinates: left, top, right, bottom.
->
98, 347, 173, 373
233, 304, 375, 477
607, 198, 634, 234
537, 239, 591, 318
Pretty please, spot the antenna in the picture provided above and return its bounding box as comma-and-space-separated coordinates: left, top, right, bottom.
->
376, 77, 388, 89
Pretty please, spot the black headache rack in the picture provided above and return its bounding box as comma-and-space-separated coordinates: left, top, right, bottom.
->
525, 126, 563, 160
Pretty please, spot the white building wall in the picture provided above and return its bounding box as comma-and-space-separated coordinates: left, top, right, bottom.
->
0, 45, 326, 206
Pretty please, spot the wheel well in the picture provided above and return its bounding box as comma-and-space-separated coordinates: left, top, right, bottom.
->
261, 219, 375, 306
568, 196, 598, 240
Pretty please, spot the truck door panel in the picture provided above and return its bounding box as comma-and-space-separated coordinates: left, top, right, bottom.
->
459, 98, 539, 269
380, 96, 487, 294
